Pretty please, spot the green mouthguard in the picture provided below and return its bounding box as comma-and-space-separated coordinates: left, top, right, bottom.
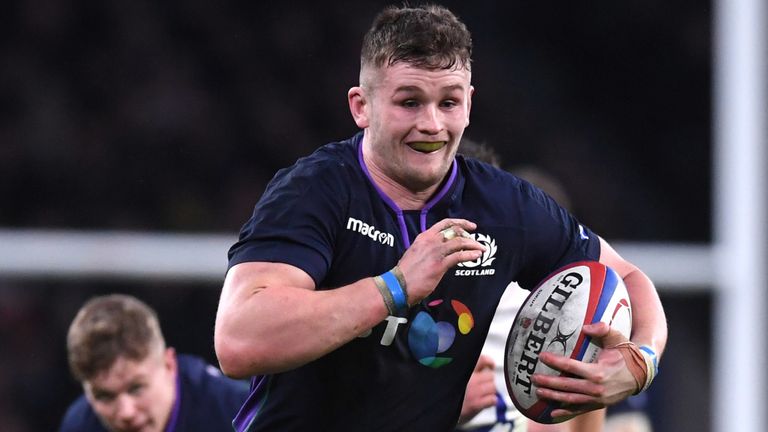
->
409, 142, 445, 152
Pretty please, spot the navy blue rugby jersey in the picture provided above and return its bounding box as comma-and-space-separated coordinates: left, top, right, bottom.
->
59, 354, 249, 432
228, 132, 600, 432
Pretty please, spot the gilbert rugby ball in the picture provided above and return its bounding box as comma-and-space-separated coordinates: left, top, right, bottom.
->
504, 261, 632, 424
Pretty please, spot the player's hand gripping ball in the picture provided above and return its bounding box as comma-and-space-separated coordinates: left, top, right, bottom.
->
504, 261, 632, 423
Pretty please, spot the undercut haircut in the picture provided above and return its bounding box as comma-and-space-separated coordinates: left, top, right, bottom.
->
67, 294, 166, 381
360, 4, 473, 73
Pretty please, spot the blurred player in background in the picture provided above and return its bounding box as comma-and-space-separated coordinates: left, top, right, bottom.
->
215, 4, 666, 431
605, 393, 653, 432
60, 294, 248, 432
456, 138, 652, 432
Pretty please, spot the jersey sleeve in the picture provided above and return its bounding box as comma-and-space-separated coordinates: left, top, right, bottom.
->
514, 180, 601, 290
227, 154, 349, 286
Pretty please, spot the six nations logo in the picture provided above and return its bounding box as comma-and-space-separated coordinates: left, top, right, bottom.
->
455, 233, 497, 276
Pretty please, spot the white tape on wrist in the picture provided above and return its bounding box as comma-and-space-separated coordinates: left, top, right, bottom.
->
639, 345, 659, 392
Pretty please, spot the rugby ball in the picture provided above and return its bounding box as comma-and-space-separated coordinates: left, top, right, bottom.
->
503, 261, 632, 424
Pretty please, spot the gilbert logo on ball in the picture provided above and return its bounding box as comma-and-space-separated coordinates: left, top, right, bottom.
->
504, 261, 632, 424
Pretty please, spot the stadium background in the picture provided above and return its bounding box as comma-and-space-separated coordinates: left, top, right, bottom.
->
0, 1, 719, 431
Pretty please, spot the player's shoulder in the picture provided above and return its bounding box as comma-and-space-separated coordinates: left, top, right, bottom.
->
459, 155, 568, 230
268, 135, 360, 193
459, 155, 537, 199
177, 353, 232, 384
177, 354, 249, 396
174, 354, 249, 428
176, 352, 210, 376
292, 135, 359, 174
59, 395, 106, 432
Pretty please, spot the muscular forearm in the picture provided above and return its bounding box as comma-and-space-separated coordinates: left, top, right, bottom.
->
598, 237, 667, 357
623, 268, 667, 357
214, 262, 388, 377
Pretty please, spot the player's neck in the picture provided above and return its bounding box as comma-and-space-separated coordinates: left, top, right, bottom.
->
360, 156, 436, 211
369, 171, 437, 210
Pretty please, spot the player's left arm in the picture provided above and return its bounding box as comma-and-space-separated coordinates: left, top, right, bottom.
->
597, 237, 667, 359
533, 237, 667, 418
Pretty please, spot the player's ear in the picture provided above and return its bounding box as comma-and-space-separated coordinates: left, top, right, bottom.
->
465, 85, 474, 127
348, 86, 369, 128
164, 347, 177, 375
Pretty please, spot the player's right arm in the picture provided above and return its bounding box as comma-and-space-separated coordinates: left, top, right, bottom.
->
214, 261, 388, 377
214, 218, 485, 378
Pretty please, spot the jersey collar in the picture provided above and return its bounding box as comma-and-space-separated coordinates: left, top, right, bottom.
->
355, 132, 462, 248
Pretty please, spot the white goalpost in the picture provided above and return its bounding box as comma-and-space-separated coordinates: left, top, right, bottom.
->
713, 0, 767, 431
0, 229, 711, 287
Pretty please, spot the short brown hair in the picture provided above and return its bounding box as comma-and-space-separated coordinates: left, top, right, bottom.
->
360, 4, 472, 72
67, 294, 166, 381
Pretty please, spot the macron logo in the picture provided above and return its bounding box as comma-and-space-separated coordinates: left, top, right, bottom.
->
346, 217, 395, 247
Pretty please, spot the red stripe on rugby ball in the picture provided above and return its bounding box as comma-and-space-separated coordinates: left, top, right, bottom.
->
568, 261, 606, 361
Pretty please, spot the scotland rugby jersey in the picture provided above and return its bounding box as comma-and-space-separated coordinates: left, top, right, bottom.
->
227, 132, 600, 431
59, 354, 249, 432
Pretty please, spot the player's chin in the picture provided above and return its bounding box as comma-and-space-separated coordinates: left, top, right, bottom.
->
399, 163, 448, 188
419, 151, 454, 169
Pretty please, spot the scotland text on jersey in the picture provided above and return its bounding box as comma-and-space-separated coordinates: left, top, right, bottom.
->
455, 233, 497, 276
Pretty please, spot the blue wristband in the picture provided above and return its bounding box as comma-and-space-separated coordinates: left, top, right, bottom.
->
380, 271, 407, 313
